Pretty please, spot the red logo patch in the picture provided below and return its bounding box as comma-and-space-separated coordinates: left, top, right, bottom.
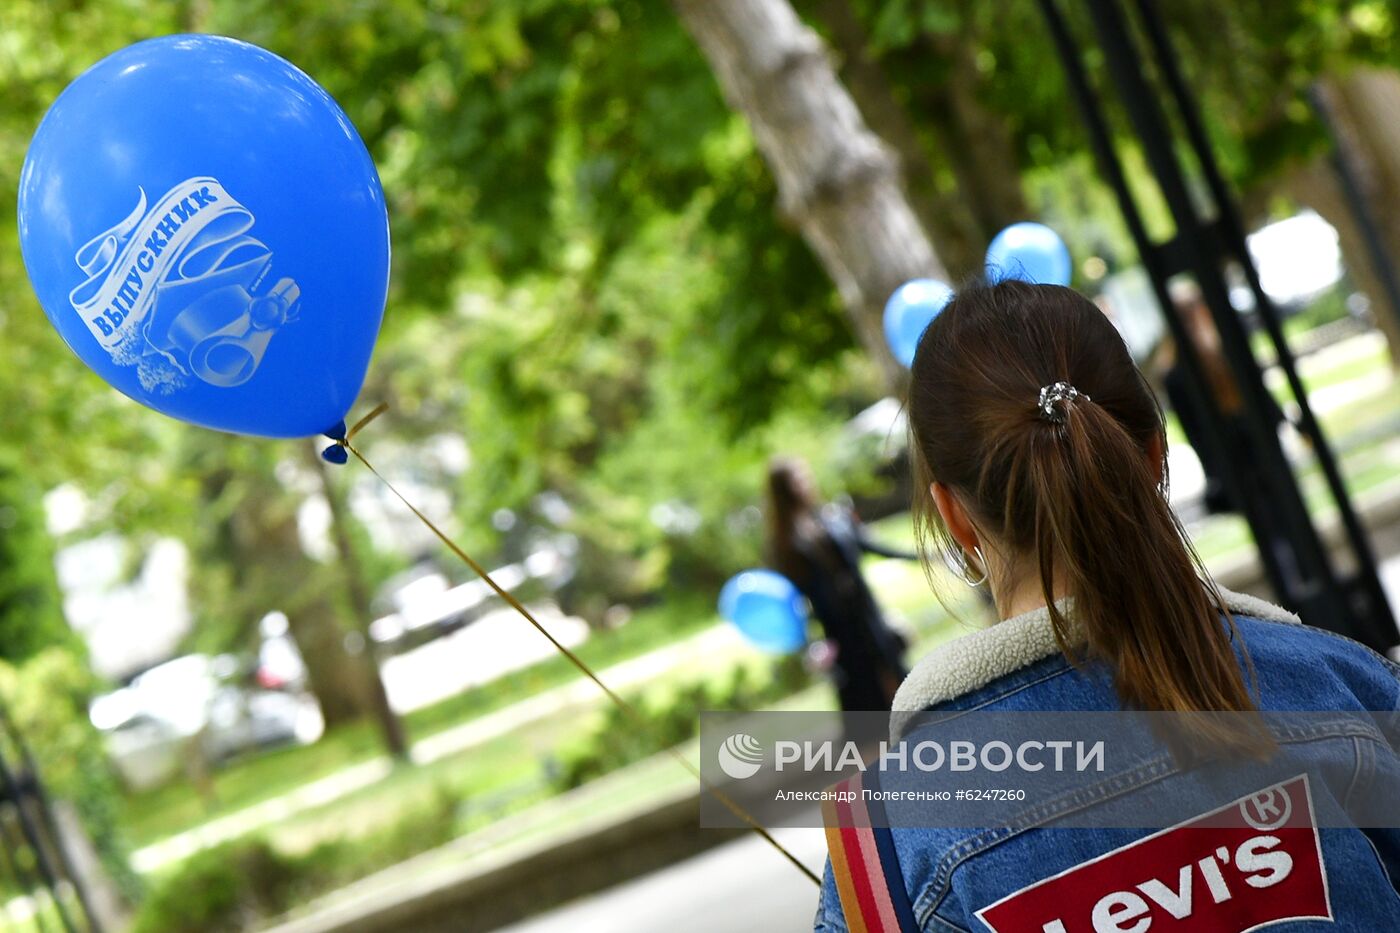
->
975, 775, 1331, 933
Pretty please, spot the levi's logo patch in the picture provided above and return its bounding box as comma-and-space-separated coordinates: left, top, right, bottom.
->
975, 775, 1331, 933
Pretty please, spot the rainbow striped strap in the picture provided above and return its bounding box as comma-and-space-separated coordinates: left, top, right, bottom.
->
820, 770, 919, 933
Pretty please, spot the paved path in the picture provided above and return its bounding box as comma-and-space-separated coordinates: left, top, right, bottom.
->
494, 825, 830, 933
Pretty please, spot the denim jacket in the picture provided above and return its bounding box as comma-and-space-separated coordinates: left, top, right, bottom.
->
814, 587, 1400, 932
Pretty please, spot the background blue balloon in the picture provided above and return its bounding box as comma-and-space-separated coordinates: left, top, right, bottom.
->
18, 35, 389, 438
718, 569, 809, 654
985, 222, 1073, 287
883, 278, 953, 368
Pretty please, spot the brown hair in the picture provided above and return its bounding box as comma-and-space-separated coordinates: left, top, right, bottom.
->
908, 280, 1265, 750
765, 456, 824, 585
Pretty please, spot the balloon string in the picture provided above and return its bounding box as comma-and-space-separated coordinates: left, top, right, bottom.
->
344, 401, 389, 442
334, 415, 820, 887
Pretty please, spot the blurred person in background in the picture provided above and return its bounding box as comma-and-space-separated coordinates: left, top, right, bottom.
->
765, 456, 913, 711
1152, 281, 1304, 581
1152, 280, 1289, 514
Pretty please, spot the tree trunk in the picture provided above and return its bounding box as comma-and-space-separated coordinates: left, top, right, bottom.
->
307, 446, 410, 759
807, 0, 983, 278
914, 36, 1029, 245
1274, 154, 1397, 357
673, 0, 948, 391
228, 484, 371, 729
1309, 69, 1400, 368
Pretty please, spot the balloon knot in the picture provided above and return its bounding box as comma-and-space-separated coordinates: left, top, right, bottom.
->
319, 404, 388, 464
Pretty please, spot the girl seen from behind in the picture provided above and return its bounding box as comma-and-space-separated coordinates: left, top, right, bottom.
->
815, 280, 1400, 932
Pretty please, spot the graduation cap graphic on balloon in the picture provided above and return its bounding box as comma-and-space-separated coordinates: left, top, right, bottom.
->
143, 232, 301, 389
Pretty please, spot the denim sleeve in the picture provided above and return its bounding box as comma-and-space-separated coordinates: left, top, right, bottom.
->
813, 859, 850, 932
1360, 656, 1400, 895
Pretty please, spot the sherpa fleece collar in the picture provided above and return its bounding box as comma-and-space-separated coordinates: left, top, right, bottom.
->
891, 586, 1297, 716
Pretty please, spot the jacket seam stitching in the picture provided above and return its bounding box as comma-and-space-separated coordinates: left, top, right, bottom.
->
1357, 826, 1400, 904
1345, 733, 1370, 813
925, 665, 1076, 721
959, 666, 1077, 712
1255, 616, 1400, 679
912, 862, 1002, 930
924, 910, 972, 933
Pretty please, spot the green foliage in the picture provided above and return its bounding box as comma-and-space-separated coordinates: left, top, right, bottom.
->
0, 454, 75, 663
132, 786, 462, 933
835, 0, 1399, 267
131, 840, 303, 933
1, 0, 876, 631
1286, 282, 1353, 332
552, 655, 811, 789
0, 0, 186, 501
0, 648, 140, 901
1165, 0, 1397, 183
5, 0, 1383, 633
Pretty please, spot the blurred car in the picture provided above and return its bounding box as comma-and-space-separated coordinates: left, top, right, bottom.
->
91, 651, 323, 791
103, 712, 184, 791
254, 610, 308, 691
201, 683, 322, 763
368, 547, 572, 649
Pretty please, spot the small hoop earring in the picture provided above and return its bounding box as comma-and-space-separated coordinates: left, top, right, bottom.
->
945, 544, 988, 588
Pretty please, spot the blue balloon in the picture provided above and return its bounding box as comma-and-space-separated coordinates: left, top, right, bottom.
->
718, 569, 809, 654
985, 222, 1073, 287
18, 35, 389, 438
883, 278, 953, 368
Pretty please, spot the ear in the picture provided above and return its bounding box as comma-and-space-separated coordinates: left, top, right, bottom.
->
1146, 431, 1165, 486
931, 482, 980, 555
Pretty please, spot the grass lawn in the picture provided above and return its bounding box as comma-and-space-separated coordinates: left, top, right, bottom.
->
121, 593, 718, 848
135, 649, 822, 896
121, 721, 388, 849
124, 555, 970, 868
401, 591, 716, 737
1291, 337, 1389, 396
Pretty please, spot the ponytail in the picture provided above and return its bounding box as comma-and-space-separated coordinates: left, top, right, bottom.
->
909, 281, 1270, 756
1025, 391, 1267, 753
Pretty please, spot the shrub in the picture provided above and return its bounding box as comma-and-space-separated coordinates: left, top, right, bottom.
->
130, 784, 463, 933
131, 840, 310, 933
551, 654, 810, 790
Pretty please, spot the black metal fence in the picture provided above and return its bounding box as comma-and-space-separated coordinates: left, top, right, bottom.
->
0, 704, 98, 933
1038, 0, 1400, 652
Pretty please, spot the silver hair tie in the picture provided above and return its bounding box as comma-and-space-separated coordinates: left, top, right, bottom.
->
1037, 381, 1090, 423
